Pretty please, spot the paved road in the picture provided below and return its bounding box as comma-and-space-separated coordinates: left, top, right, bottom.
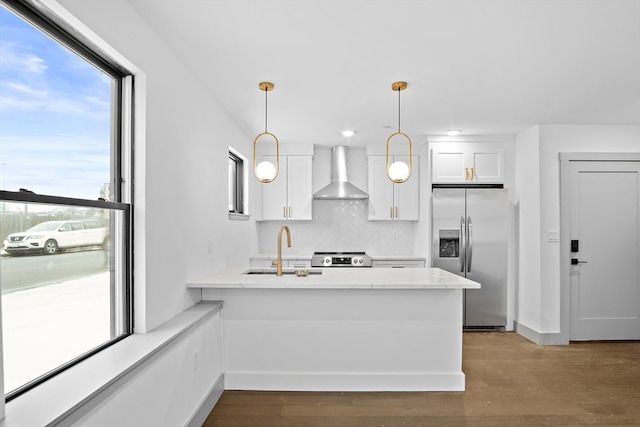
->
0, 249, 109, 294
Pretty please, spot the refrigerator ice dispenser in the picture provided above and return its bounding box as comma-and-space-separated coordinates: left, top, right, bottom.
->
439, 229, 460, 258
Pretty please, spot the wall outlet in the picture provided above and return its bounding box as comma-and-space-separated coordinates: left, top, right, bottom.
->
547, 231, 559, 243
193, 350, 199, 371
393, 234, 399, 242
207, 240, 214, 254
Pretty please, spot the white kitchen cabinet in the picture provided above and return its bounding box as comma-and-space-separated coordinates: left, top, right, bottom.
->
261, 155, 312, 220
371, 259, 425, 268
432, 146, 504, 183
368, 155, 419, 221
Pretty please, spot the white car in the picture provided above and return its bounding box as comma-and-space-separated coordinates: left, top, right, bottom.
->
3, 220, 108, 255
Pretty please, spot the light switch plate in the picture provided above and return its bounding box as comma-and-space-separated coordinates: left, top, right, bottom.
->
547, 231, 559, 243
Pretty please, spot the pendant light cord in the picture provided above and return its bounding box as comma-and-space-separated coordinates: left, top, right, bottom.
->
264, 87, 268, 133
397, 87, 401, 132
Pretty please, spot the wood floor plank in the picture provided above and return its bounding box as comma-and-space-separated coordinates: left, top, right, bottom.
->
202, 332, 640, 426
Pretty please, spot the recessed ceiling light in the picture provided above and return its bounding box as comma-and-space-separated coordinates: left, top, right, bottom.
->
341, 130, 355, 137
446, 129, 461, 136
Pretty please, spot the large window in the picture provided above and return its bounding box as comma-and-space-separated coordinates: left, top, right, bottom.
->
0, 0, 132, 400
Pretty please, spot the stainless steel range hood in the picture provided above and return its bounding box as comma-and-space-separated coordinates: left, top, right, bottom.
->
313, 146, 368, 200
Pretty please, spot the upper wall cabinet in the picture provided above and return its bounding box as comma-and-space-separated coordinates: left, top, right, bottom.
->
261, 155, 313, 220
432, 146, 505, 183
368, 155, 419, 221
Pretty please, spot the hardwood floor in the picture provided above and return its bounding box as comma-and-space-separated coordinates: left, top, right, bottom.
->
202, 332, 640, 426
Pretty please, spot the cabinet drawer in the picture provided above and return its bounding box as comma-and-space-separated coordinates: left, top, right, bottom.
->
289, 260, 312, 269
372, 260, 425, 268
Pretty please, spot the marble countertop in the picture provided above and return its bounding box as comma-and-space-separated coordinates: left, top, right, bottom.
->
187, 267, 479, 290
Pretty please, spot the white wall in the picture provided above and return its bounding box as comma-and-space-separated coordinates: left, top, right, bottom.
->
514, 126, 542, 331
55, 0, 258, 333
515, 124, 640, 338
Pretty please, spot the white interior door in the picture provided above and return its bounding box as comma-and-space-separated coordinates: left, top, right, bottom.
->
569, 161, 640, 340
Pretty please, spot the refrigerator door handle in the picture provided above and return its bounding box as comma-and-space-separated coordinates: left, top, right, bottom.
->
467, 216, 473, 273
460, 215, 466, 273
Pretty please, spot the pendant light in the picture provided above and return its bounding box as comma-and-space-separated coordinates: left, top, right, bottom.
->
253, 81, 279, 183
386, 81, 412, 183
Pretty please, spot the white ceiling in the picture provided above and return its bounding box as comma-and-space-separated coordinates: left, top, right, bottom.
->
128, 0, 640, 147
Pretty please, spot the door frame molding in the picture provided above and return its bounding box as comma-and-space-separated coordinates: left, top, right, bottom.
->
559, 152, 640, 343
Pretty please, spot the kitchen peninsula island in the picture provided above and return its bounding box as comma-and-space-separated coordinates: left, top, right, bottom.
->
187, 267, 479, 391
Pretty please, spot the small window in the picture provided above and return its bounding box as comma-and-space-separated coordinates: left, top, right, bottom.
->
228, 148, 247, 216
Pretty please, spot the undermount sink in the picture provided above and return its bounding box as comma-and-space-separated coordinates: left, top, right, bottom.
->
243, 268, 323, 276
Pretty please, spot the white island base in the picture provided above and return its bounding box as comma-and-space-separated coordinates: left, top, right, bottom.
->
194, 268, 473, 392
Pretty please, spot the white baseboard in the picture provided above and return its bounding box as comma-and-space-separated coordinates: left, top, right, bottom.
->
515, 321, 567, 345
224, 371, 465, 392
186, 373, 224, 427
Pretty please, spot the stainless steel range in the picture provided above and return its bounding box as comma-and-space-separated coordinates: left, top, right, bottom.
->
311, 251, 372, 267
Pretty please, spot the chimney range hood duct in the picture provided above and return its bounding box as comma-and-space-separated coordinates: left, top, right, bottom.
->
313, 146, 369, 200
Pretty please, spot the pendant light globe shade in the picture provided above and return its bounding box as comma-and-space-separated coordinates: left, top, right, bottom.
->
388, 160, 410, 182
256, 160, 277, 182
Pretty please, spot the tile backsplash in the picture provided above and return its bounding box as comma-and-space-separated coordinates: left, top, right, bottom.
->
257, 199, 416, 255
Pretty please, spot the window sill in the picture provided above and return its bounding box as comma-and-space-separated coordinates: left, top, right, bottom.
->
229, 213, 250, 221
1, 301, 223, 427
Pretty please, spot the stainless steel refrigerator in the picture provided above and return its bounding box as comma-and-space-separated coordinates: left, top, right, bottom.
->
432, 188, 508, 329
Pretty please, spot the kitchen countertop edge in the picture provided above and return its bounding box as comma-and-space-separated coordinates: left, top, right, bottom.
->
187, 267, 479, 290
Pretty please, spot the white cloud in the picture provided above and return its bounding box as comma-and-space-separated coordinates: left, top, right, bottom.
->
0, 41, 47, 74
0, 41, 108, 117
0, 82, 82, 115
0, 81, 109, 117
3, 81, 47, 97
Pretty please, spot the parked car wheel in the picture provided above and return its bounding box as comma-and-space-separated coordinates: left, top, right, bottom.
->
44, 239, 59, 255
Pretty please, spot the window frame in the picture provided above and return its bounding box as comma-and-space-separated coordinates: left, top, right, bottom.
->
228, 147, 249, 217
0, 0, 134, 401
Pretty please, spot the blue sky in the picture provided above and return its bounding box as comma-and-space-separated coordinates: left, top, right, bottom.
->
0, 5, 112, 200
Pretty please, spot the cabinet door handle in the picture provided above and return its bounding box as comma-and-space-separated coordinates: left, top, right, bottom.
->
283, 207, 287, 218
390, 207, 393, 218
470, 167, 475, 180
289, 207, 292, 218
460, 216, 466, 273
395, 206, 399, 218
464, 168, 469, 181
